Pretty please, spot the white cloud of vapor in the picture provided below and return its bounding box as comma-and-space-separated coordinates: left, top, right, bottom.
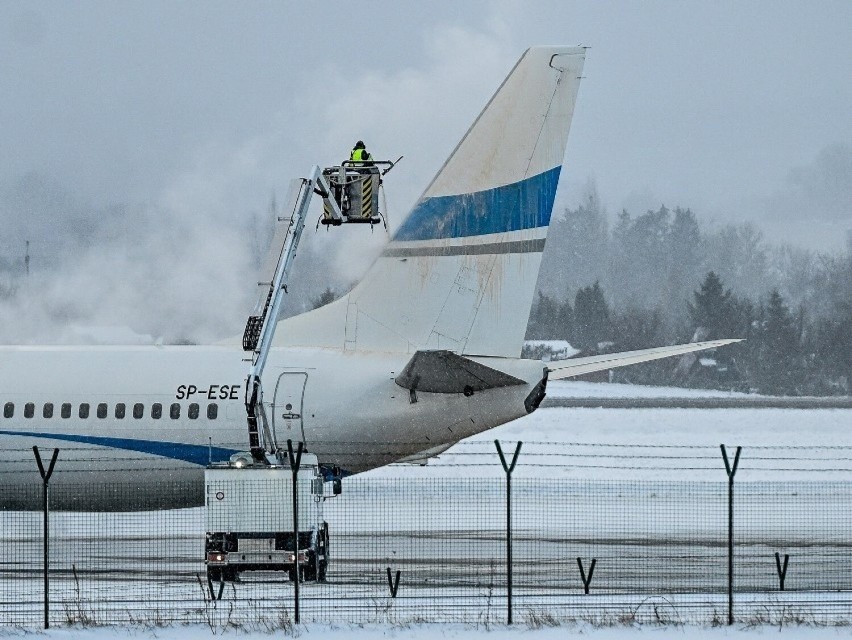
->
766, 144, 852, 223
748, 143, 852, 252
0, 18, 516, 344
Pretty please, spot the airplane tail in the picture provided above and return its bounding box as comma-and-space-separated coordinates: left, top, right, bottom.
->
278, 46, 586, 356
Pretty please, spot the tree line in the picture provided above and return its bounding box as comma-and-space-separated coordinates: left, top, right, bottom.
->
528, 189, 852, 395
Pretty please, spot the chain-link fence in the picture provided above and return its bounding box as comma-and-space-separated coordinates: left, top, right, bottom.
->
3, 442, 852, 628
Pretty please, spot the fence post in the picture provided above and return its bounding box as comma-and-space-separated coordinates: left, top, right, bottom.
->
33, 446, 59, 630
286, 439, 303, 624
495, 440, 522, 625
720, 444, 741, 626
775, 552, 790, 591
576, 557, 597, 594
386, 567, 401, 598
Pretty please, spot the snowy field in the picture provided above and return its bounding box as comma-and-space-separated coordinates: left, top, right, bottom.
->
7, 622, 852, 640
2, 382, 851, 637
545, 380, 755, 399
381, 381, 852, 482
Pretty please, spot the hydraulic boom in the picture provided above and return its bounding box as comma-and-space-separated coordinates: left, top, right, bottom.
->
242, 166, 338, 463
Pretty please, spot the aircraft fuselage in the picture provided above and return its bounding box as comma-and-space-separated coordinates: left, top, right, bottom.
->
0, 345, 545, 510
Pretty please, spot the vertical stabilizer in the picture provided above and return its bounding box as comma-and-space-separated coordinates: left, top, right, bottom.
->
279, 46, 585, 356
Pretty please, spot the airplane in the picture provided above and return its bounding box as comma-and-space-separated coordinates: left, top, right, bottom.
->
0, 46, 737, 511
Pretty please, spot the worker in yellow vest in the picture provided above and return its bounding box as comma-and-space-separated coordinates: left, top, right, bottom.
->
350, 140, 373, 165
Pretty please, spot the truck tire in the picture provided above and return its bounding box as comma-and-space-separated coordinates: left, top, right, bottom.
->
304, 564, 316, 582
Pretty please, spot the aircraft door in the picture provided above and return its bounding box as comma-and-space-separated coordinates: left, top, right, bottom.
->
272, 372, 308, 444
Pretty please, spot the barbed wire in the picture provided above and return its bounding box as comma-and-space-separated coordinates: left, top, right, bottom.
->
3, 439, 852, 476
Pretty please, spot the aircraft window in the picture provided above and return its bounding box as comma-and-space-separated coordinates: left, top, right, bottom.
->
97, 403, 108, 419
152, 403, 162, 419
43, 403, 54, 419
115, 403, 126, 419
24, 403, 34, 419
61, 403, 71, 419
170, 403, 180, 419
79, 403, 90, 419
188, 403, 199, 420
3, 402, 12, 418
133, 403, 144, 419
207, 403, 218, 420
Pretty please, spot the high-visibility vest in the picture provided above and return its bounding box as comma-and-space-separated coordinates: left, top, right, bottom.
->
351, 148, 371, 162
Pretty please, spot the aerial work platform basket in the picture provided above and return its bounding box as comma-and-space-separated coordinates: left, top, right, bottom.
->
319, 158, 400, 227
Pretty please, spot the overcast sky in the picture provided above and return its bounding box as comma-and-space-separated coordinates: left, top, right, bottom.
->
1, 0, 850, 342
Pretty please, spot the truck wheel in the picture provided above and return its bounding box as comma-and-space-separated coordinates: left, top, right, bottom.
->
223, 567, 238, 582
207, 567, 221, 582
318, 561, 328, 583
288, 567, 297, 582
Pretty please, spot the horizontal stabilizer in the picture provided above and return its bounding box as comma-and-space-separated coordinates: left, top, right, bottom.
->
547, 339, 743, 380
396, 350, 525, 394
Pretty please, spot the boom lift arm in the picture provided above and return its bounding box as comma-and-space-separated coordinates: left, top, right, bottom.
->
241, 157, 398, 463
242, 166, 340, 463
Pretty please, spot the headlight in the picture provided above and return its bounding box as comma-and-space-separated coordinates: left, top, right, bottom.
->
229, 452, 254, 468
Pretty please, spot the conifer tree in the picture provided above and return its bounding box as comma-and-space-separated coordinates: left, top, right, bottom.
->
753, 289, 802, 394
688, 271, 733, 339
573, 282, 612, 351
526, 292, 573, 340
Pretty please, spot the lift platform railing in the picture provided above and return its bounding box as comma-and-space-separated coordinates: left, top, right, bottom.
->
320, 157, 401, 227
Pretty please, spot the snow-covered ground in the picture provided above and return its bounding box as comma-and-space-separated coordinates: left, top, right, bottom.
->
11, 621, 852, 640
545, 380, 754, 399
371, 382, 852, 482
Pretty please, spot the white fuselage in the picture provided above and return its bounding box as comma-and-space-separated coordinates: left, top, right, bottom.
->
0, 345, 545, 510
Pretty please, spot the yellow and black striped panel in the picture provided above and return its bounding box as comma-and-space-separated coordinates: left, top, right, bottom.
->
360, 176, 373, 219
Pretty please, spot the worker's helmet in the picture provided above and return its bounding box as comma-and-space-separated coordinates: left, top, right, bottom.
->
354, 140, 365, 149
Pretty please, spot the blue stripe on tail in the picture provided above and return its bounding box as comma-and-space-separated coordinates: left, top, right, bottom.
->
393, 166, 561, 242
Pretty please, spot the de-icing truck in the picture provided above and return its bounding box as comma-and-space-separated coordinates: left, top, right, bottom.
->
204, 453, 330, 582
